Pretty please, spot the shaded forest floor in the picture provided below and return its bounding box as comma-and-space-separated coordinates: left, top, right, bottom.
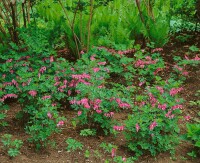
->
0, 33, 200, 163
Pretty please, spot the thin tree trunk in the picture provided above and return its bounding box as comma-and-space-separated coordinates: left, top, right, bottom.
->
27, 0, 31, 23
135, 0, 149, 46
87, 0, 94, 52
80, 11, 83, 48
10, 0, 19, 44
135, 0, 145, 25
22, 0, 27, 27
58, 0, 80, 58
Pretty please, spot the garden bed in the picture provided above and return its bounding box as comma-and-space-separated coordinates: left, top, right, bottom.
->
0, 34, 199, 163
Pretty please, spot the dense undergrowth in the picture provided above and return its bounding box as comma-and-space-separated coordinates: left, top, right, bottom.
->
0, 0, 200, 162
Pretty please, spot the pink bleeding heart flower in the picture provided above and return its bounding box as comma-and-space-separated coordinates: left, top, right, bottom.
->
78, 111, 82, 116
135, 123, 140, 132
149, 121, 157, 131
111, 148, 116, 158
57, 120, 64, 127
28, 90, 37, 97
184, 115, 191, 121
47, 112, 52, 119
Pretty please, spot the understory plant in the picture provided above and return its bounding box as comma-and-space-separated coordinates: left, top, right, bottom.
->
0, 28, 71, 149
65, 138, 83, 152
124, 79, 183, 158
1, 134, 23, 158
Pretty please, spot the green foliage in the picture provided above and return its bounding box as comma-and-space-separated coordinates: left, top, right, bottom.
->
185, 123, 200, 148
84, 149, 90, 158
189, 90, 200, 107
65, 138, 83, 152
80, 129, 96, 136
1, 134, 23, 158
34, 0, 173, 56
0, 28, 69, 150
124, 79, 182, 157
175, 34, 193, 43
148, 20, 169, 46
187, 150, 197, 158
189, 45, 199, 52
0, 104, 9, 128
171, 0, 197, 22
185, 122, 200, 158
100, 142, 117, 153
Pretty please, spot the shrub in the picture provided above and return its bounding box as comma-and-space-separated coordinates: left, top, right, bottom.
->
124, 79, 183, 157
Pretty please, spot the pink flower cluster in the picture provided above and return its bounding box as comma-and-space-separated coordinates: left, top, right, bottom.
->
104, 112, 114, 118
174, 65, 183, 71
111, 148, 116, 158
52, 103, 57, 107
171, 104, 183, 110
3, 79, 19, 88
68, 74, 91, 87
158, 103, 167, 110
116, 98, 131, 109
50, 56, 54, 62
135, 56, 157, 68
58, 84, 67, 92
185, 55, 200, 61
47, 112, 52, 118
93, 67, 100, 72
98, 61, 106, 66
184, 115, 191, 121
12, 79, 18, 87
96, 109, 102, 114
170, 87, 183, 96
154, 68, 163, 75
148, 93, 157, 107
0, 94, 18, 102
6, 58, 13, 63
113, 125, 124, 131
174, 65, 189, 76
28, 90, 37, 97
165, 110, 174, 119
2, 74, 6, 78
17, 55, 30, 61
21, 78, 32, 87
90, 55, 96, 61
42, 95, 51, 100
149, 121, 157, 130
151, 48, 163, 53
57, 120, 64, 127
39, 66, 46, 73
3, 82, 13, 87
135, 123, 140, 132
77, 111, 82, 116
97, 46, 134, 57
92, 99, 102, 110
117, 49, 135, 55
139, 81, 146, 87
71, 98, 102, 111
156, 86, 164, 94
72, 73, 91, 79
71, 98, 90, 109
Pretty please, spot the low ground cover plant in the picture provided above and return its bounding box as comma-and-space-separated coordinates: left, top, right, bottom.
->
1, 134, 23, 158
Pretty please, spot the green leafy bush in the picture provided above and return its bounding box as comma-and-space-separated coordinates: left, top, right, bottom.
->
65, 138, 83, 152
185, 123, 200, 148
1, 134, 23, 158
124, 79, 182, 157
